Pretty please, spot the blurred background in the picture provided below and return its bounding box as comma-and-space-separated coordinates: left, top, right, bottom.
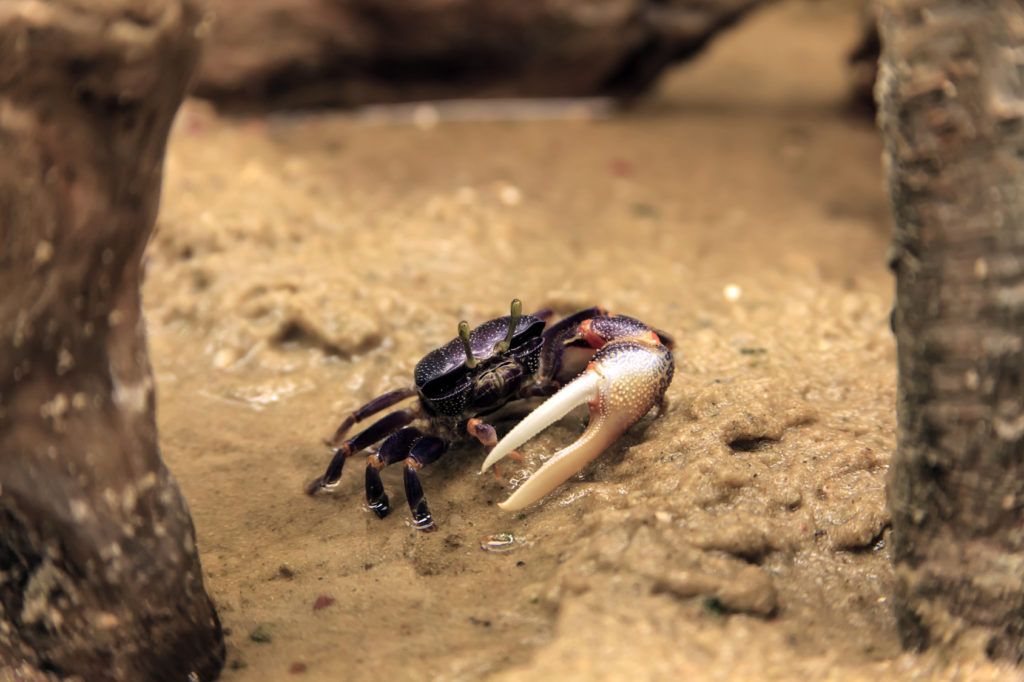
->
192, 0, 879, 113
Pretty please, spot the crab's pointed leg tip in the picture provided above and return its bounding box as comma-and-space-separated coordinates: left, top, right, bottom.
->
480, 371, 602, 473
304, 477, 324, 496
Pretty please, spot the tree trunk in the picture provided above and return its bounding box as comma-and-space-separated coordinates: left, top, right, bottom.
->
878, 0, 1024, 662
0, 2, 225, 680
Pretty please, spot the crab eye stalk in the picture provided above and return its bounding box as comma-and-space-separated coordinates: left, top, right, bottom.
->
458, 320, 478, 368
493, 298, 523, 354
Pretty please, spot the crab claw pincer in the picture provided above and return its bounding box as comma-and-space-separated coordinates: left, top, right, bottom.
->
480, 335, 673, 510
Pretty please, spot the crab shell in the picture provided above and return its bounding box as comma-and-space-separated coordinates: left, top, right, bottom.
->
413, 313, 546, 418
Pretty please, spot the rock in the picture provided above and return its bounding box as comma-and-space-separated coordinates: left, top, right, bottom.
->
194, 0, 772, 111
848, 2, 880, 113
0, 2, 224, 680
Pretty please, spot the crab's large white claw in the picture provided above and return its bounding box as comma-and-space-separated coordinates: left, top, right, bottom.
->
481, 340, 673, 511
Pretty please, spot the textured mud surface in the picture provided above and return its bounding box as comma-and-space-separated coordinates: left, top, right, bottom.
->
143, 3, 1010, 680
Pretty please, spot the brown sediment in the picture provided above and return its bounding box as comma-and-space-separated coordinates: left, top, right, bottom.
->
145, 2, 1014, 680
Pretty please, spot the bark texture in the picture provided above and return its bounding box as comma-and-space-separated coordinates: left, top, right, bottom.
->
0, 2, 225, 680
194, 0, 770, 111
879, 0, 1024, 662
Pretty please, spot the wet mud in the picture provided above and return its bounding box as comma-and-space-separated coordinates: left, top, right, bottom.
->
143, 3, 1012, 680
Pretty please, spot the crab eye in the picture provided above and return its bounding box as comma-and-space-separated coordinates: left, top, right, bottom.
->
492, 299, 523, 355
458, 320, 478, 368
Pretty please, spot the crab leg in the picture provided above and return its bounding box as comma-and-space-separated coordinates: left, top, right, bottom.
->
481, 338, 673, 510
307, 407, 418, 494
365, 426, 426, 518
403, 436, 450, 532
327, 385, 417, 445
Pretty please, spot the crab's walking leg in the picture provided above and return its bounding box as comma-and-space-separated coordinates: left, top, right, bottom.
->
465, 418, 523, 479
538, 306, 606, 382
327, 385, 417, 445
530, 306, 555, 322
364, 427, 425, 518
403, 436, 450, 532
482, 329, 673, 511
466, 418, 501, 473
306, 408, 417, 494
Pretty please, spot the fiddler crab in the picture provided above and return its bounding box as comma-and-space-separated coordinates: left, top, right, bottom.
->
306, 300, 674, 532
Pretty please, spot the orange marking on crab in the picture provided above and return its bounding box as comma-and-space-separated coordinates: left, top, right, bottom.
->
467, 418, 498, 447
578, 320, 607, 349
491, 452, 523, 480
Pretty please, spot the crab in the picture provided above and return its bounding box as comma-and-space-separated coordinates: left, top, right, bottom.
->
306, 299, 674, 532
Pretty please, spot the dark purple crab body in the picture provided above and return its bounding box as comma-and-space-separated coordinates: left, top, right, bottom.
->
413, 312, 546, 421
307, 300, 674, 532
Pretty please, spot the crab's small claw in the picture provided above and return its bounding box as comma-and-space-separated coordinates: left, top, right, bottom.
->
481, 338, 673, 511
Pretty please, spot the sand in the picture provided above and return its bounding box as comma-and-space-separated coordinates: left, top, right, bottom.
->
142, 2, 1013, 680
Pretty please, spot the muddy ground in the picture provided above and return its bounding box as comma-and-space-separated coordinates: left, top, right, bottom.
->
144, 2, 1012, 680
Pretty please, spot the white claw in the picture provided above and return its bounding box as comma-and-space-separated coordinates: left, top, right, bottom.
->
484, 340, 673, 512
480, 371, 601, 475
484, 367, 636, 512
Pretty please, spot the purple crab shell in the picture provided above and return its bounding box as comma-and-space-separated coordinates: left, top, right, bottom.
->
413, 314, 546, 389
